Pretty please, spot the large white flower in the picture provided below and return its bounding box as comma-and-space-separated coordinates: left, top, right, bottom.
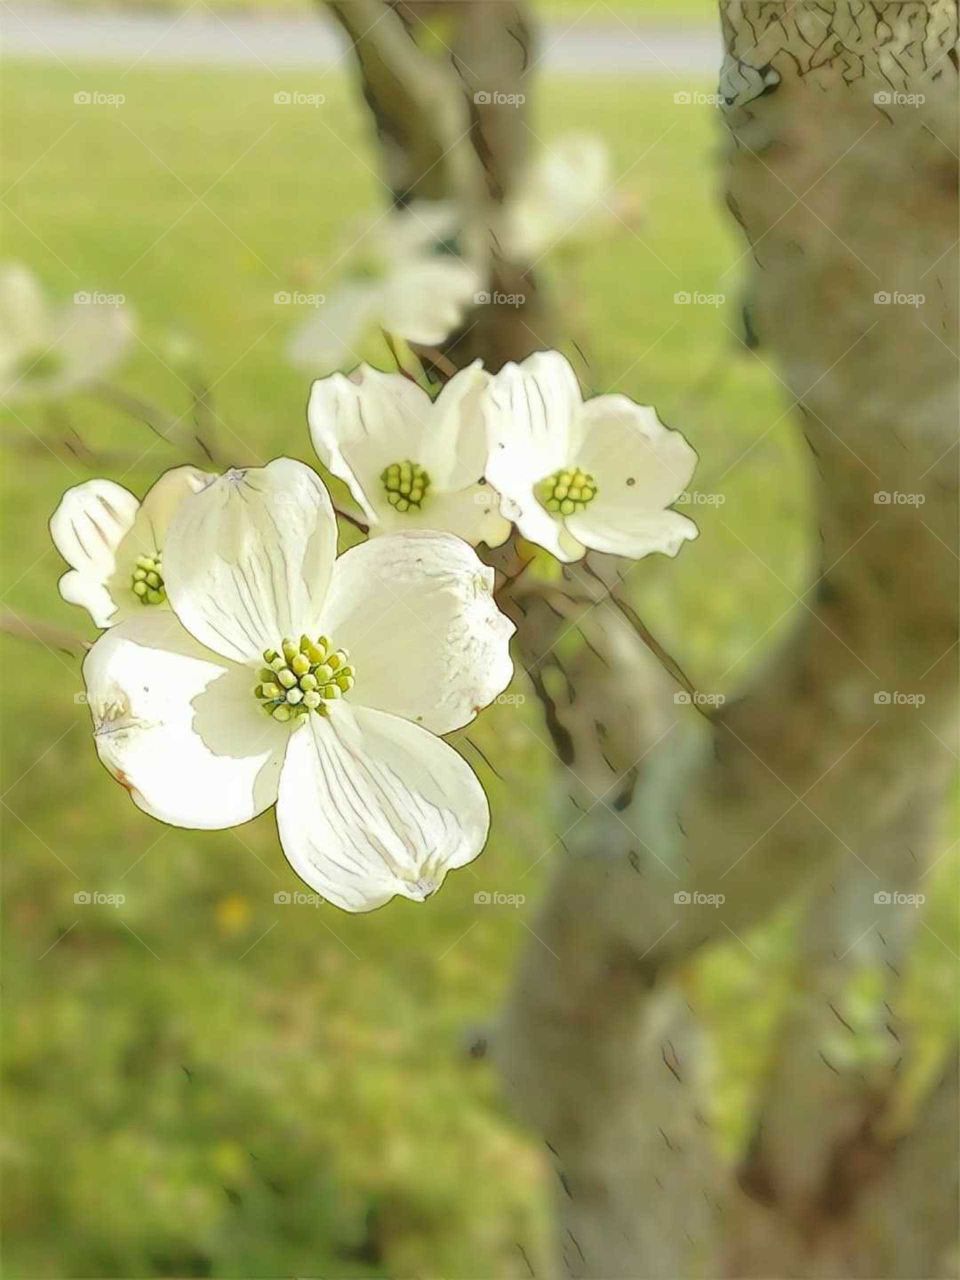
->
81, 459, 515, 912
503, 133, 613, 261
308, 361, 510, 548
50, 467, 210, 628
0, 262, 134, 403
484, 351, 698, 563
286, 204, 480, 374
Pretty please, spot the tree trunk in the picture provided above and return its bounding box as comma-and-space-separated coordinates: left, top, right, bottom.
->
497, 3, 958, 1275
332, 2, 958, 1275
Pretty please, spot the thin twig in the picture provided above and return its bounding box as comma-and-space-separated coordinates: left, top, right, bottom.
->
579, 561, 711, 717
1, 609, 89, 658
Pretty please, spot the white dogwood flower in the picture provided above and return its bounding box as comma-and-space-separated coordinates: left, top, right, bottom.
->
484, 350, 698, 563
0, 262, 134, 402
81, 459, 515, 913
308, 361, 510, 548
503, 133, 613, 260
286, 204, 480, 374
50, 467, 210, 627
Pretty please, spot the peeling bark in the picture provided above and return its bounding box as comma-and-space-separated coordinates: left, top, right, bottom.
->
496, 2, 958, 1274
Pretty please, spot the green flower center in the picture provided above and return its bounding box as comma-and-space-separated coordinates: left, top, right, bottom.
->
254, 635, 355, 723
131, 552, 166, 606
381, 459, 431, 512
537, 466, 598, 516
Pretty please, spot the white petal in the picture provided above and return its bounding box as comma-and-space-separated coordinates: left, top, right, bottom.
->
285, 281, 381, 375
378, 201, 459, 259
370, 483, 511, 548
44, 300, 134, 396
82, 611, 286, 828
164, 459, 338, 663
566, 507, 697, 558
0, 262, 50, 390
506, 132, 611, 259
50, 479, 140, 627
320, 530, 515, 734
566, 395, 699, 558
380, 257, 480, 346
276, 704, 489, 912
308, 365, 433, 526
420, 360, 489, 491
106, 466, 212, 619
484, 350, 584, 560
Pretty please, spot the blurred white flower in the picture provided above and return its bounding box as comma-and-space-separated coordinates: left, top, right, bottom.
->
503, 133, 614, 260
286, 204, 481, 374
0, 262, 134, 402
484, 351, 698, 563
308, 361, 510, 548
81, 459, 515, 913
50, 467, 210, 627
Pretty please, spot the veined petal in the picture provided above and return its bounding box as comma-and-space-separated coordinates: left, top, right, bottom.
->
50, 479, 140, 627
420, 360, 489, 492
276, 704, 489, 913
484, 350, 584, 559
164, 459, 338, 664
380, 257, 480, 347
321, 530, 515, 734
567, 395, 699, 558
308, 365, 433, 526
107, 466, 212, 619
82, 611, 286, 828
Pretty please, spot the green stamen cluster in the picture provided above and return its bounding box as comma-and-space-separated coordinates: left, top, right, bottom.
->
131, 552, 166, 605
254, 635, 355, 722
538, 466, 598, 516
381, 459, 430, 512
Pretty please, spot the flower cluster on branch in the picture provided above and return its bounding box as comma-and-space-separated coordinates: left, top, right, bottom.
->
48, 342, 696, 912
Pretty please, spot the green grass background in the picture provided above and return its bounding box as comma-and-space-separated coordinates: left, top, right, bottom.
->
2, 57, 956, 1279
46, 0, 714, 21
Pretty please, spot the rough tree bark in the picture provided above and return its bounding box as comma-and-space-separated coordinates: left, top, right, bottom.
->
332, 2, 958, 1276
328, 0, 555, 367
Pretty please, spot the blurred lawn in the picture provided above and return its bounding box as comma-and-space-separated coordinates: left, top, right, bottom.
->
2, 59, 956, 1279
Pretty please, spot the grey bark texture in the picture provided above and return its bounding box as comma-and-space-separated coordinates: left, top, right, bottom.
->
331, 2, 958, 1275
